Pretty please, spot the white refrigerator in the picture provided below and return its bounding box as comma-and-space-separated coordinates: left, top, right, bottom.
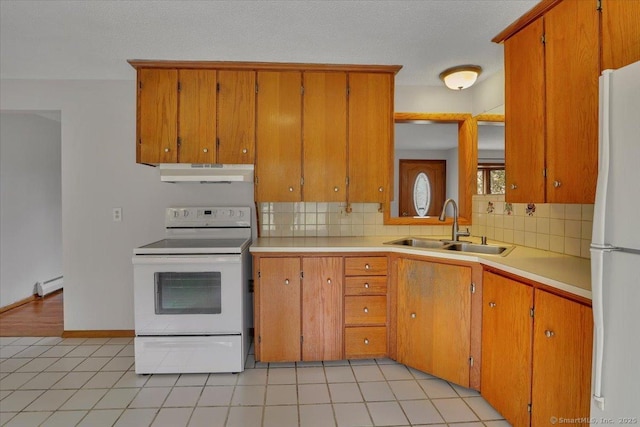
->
590, 60, 640, 419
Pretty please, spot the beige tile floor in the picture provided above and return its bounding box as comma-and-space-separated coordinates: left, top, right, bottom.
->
0, 337, 510, 426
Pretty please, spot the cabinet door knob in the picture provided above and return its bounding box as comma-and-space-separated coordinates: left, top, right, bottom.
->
545, 330, 555, 338
284, 279, 289, 285
364, 283, 370, 289
334, 186, 339, 192
363, 307, 369, 313
410, 313, 416, 319
378, 186, 384, 192
289, 187, 294, 192
489, 302, 497, 308
164, 148, 170, 153
510, 184, 517, 190
242, 148, 247, 154
327, 278, 332, 284
364, 338, 369, 345
364, 264, 370, 270
203, 148, 208, 153
553, 180, 562, 188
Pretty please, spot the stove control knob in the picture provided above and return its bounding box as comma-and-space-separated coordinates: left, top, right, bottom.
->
172, 210, 180, 218
228, 209, 235, 217
182, 210, 189, 217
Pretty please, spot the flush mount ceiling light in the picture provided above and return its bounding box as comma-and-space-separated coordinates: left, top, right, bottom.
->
439, 65, 482, 90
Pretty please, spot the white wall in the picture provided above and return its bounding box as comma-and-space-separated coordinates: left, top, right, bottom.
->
395, 85, 472, 112
0, 79, 255, 330
0, 112, 62, 306
471, 69, 505, 116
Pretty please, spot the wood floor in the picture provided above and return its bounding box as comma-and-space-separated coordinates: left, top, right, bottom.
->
0, 291, 63, 337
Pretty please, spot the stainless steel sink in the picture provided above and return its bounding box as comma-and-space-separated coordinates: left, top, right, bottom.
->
384, 237, 449, 249
445, 242, 514, 256
384, 237, 514, 256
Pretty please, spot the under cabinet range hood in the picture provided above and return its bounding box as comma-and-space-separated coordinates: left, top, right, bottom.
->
159, 164, 254, 183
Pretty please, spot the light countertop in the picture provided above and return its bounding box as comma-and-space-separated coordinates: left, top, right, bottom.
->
250, 236, 592, 300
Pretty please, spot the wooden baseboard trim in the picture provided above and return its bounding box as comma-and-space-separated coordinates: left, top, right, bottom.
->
0, 295, 38, 314
62, 330, 135, 338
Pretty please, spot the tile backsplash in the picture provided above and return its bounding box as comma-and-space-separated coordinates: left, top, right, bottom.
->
257, 202, 452, 238
258, 196, 594, 259
471, 194, 593, 259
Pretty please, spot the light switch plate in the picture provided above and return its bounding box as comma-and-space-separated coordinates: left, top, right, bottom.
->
113, 207, 122, 222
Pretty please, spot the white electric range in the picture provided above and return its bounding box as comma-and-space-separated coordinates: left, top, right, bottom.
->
132, 207, 252, 374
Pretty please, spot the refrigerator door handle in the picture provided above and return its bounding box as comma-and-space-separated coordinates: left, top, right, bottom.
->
590, 247, 607, 410
593, 70, 612, 246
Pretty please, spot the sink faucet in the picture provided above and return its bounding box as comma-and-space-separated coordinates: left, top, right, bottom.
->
439, 198, 470, 241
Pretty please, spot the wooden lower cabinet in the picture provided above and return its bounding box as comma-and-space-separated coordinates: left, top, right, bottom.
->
482, 271, 533, 427
344, 296, 387, 325
344, 255, 389, 359
396, 258, 472, 387
481, 271, 593, 427
345, 326, 387, 358
255, 255, 343, 362
531, 289, 593, 427
256, 257, 301, 362
301, 257, 343, 361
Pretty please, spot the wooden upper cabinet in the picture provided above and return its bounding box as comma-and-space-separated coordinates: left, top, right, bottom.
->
256, 71, 303, 202
504, 18, 545, 203
178, 69, 216, 164
303, 72, 348, 202
481, 271, 533, 427
301, 257, 343, 361
348, 72, 393, 203
217, 70, 256, 164
531, 289, 593, 427
135, 66, 255, 165
137, 69, 178, 164
601, 0, 640, 71
396, 258, 471, 387
545, 0, 599, 203
497, 0, 601, 204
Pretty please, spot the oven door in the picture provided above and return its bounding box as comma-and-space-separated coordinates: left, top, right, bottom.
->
133, 255, 244, 335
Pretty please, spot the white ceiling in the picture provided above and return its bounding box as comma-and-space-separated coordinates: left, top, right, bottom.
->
0, 0, 537, 86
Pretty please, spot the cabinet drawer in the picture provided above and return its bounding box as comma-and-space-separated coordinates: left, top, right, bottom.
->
345, 276, 387, 295
345, 296, 387, 325
345, 326, 387, 358
345, 257, 387, 276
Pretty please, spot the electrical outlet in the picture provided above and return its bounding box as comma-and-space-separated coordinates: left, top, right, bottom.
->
113, 207, 122, 222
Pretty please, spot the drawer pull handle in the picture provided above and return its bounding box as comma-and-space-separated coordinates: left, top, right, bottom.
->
510, 183, 517, 190
284, 279, 289, 285
364, 283, 370, 289
363, 307, 369, 313
553, 180, 562, 188
489, 302, 496, 308
164, 148, 170, 153
545, 330, 555, 338
365, 264, 370, 270
364, 338, 369, 345
410, 313, 416, 319
334, 186, 339, 192
203, 148, 208, 153
327, 278, 332, 284
242, 148, 248, 154
289, 186, 294, 192
378, 186, 384, 192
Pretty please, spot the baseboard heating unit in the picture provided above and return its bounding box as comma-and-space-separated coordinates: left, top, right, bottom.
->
36, 276, 63, 297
